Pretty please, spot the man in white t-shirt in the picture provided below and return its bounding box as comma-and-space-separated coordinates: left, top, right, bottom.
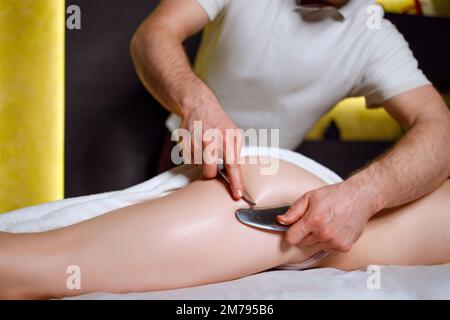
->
131, 0, 450, 253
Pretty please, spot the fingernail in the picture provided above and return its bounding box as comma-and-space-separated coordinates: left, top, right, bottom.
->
237, 189, 243, 198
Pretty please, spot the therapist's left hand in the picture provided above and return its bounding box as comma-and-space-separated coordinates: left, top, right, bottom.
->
277, 181, 381, 252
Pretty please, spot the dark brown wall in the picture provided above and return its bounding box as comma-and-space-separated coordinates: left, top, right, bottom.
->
65, 0, 202, 197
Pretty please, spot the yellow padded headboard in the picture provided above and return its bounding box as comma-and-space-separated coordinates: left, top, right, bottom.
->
376, 0, 450, 16
0, 0, 65, 213
306, 98, 404, 141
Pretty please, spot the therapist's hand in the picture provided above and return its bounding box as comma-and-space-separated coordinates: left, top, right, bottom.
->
180, 90, 245, 200
277, 181, 381, 252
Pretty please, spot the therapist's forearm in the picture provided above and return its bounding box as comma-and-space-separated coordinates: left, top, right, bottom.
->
130, 26, 214, 117
347, 117, 450, 215
130, 15, 246, 198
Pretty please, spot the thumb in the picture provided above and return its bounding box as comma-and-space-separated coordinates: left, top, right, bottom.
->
277, 192, 310, 225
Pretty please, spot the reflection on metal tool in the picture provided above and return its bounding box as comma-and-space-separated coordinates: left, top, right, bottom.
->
235, 205, 291, 232
235, 205, 329, 270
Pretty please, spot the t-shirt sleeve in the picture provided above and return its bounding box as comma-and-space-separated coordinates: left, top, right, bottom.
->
351, 19, 431, 107
195, 0, 231, 21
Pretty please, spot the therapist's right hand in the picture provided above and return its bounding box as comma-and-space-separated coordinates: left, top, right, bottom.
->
179, 88, 245, 200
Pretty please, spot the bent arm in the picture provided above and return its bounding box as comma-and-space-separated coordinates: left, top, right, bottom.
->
130, 0, 246, 196
347, 85, 450, 213
130, 0, 214, 117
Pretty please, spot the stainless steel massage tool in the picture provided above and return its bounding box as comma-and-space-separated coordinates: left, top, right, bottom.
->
235, 205, 330, 270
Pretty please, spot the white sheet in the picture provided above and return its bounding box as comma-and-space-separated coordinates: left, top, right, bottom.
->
1, 147, 449, 300
71, 265, 450, 300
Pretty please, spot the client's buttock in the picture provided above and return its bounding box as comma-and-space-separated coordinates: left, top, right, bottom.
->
53, 157, 331, 294
166, 157, 330, 279
140, 157, 329, 285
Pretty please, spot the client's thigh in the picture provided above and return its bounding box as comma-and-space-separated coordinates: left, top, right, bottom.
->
45, 158, 327, 296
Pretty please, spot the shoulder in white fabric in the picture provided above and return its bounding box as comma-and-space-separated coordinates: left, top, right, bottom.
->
195, 0, 233, 21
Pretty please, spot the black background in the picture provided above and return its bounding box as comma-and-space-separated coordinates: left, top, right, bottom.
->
65, 0, 450, 197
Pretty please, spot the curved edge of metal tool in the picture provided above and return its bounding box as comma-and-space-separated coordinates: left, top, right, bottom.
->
235, 205, 329, 270
235, 206, 291, 232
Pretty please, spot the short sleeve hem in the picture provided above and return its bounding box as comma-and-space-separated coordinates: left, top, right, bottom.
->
195, 0, 227, 21
365, 78, 431, 107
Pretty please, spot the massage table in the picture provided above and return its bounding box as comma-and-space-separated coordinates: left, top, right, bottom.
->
1, 148, 449, 300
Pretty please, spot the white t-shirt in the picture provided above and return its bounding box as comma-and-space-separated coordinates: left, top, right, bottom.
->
167, 0, 430, 149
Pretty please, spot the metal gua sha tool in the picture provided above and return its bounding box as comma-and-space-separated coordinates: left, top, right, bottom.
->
235, 205, 329, 270
235, 205, 290, 232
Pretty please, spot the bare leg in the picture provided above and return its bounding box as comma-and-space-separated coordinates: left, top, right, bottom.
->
1, 158, 449, 299
0, 158, 323, 298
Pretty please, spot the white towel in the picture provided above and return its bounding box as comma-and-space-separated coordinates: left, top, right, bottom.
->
0, 147, 342, 233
